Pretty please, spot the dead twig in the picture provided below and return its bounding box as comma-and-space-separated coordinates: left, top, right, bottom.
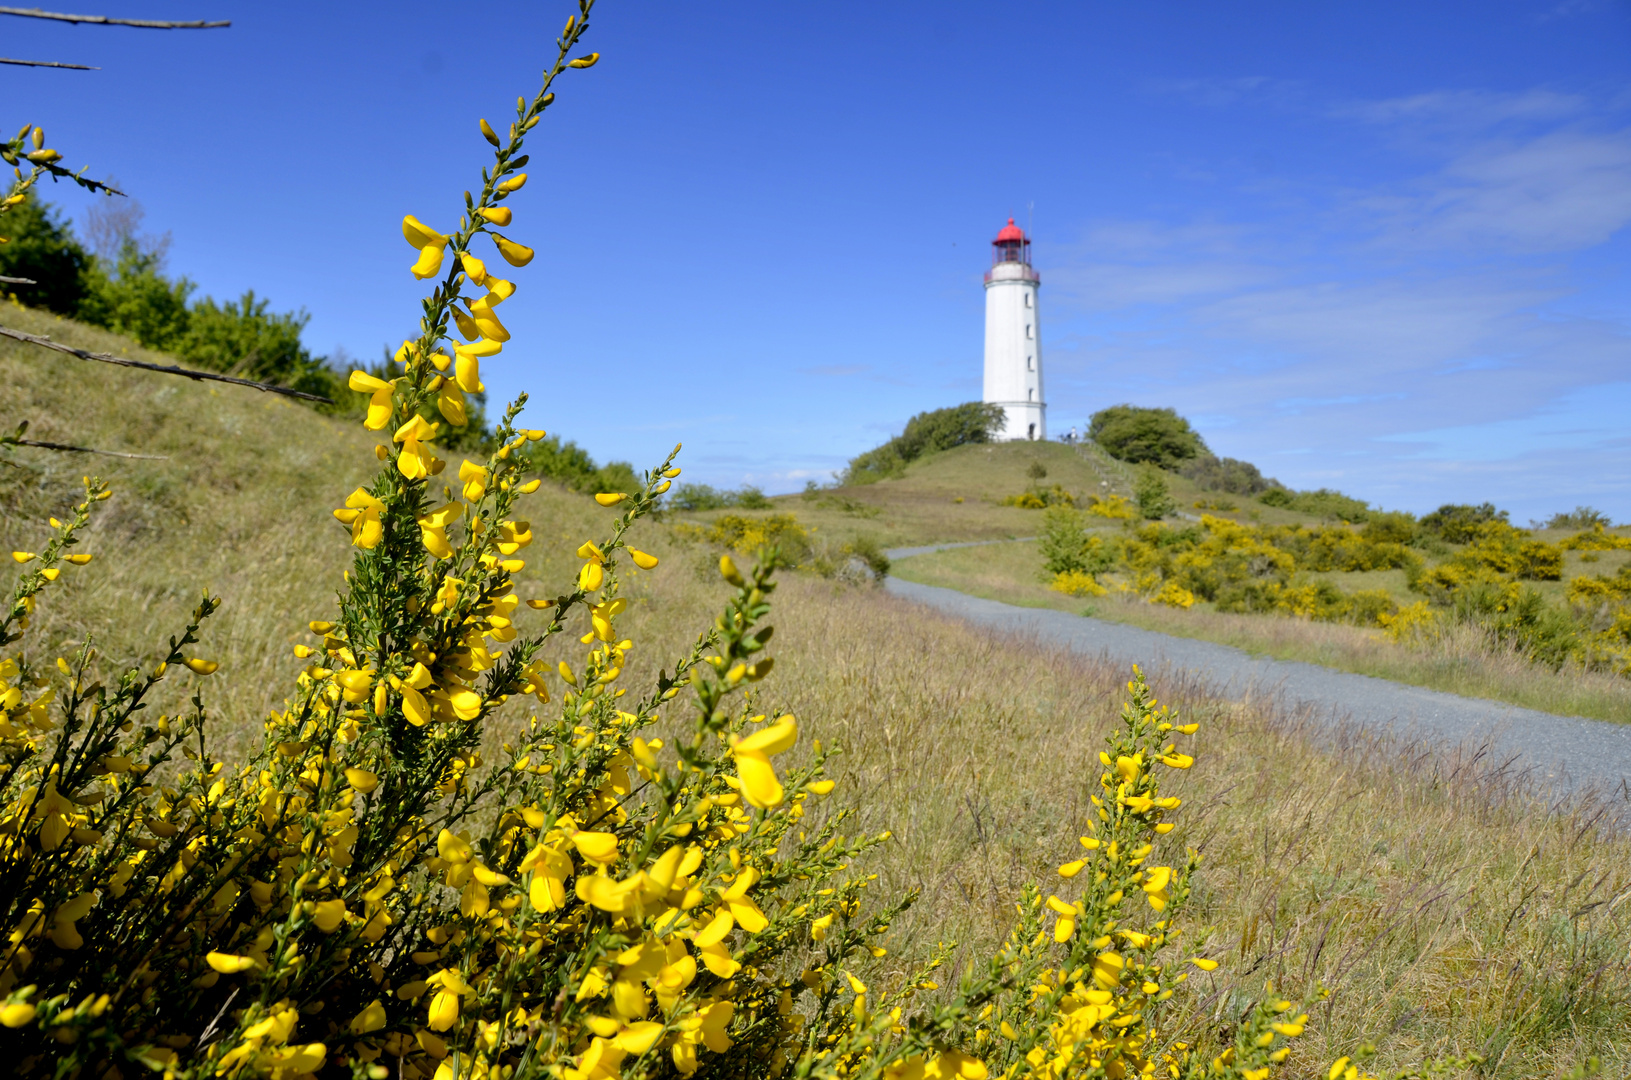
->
0, 275, 39, 285
0, 7, 229, 29
0, 56, 97, 69
3, 436, 165, 460
0, 325, 333, 404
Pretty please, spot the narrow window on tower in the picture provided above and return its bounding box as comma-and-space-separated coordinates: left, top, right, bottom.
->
1028, 355, 1034, 371
1025, 292, 1032, 308
1028, 388, 1035, 401
1026, 324, 1033, 339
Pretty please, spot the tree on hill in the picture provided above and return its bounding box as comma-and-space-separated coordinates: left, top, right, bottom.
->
844, 401, 1005, 484
1088, 404, 1207, 468
0, 198, 91, 316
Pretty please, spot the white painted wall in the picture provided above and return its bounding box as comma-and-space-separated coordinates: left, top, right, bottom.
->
982, 261, 1044, 440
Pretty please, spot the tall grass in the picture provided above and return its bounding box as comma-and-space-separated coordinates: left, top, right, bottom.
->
2, 305, 1623, 1075
728, 577, 1630, 1076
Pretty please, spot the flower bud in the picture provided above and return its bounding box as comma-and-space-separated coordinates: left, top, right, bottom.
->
479, 118, 501, 147
491, 233, 534, 266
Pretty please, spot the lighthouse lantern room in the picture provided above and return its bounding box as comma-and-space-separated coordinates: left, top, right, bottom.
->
981, 218, 1044, 441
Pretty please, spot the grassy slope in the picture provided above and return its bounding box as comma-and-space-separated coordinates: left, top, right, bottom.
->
672, 438, 1631, 722
2, 308, 1625, 1073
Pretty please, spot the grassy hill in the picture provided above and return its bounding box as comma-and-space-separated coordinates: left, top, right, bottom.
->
669, 434, 1631, 722
2, 305, 1627, 1072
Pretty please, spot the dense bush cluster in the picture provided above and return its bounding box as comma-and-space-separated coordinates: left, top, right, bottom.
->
1032, 506, 1631, 672
666, 484, 772, 512
1257, 487, 1372, 523
1086, 406, 1206, 469
1178, 454, 1280, 496
1419, 502, 1508, 543
843, 402, 1005, 485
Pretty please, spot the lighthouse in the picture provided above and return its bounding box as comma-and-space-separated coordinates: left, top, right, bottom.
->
982, 218, 1044, 441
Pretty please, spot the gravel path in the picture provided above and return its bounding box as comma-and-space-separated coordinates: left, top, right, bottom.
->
885, 545, 1631, 798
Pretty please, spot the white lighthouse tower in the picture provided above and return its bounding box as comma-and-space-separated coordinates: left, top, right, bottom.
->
982, 218, 1044, 441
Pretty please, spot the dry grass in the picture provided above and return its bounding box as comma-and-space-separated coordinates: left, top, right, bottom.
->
892, 539, 1631, 724
691, 575, 1631, 1077
3, 308, 1625, 1076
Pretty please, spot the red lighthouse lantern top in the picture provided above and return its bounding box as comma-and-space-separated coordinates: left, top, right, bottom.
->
992, 218, 1031, 266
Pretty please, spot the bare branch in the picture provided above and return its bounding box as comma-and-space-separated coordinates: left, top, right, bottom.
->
5, 436, 166, 460
0, 276, 38, 285
0, 56, 98, 69
0, 7, 229, 29
0, 325, 334, 404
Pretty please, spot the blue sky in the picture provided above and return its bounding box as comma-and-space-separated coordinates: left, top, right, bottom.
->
11, 1, 1631, 520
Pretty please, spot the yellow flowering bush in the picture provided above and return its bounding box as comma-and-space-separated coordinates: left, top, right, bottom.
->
1050, 571, 1109, 598
1559, 524, 1631, 552
0, 7, 1491, 1079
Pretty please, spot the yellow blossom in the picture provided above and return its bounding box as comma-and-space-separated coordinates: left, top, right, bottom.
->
731, 714, 797, 809
348, 370, 395, 430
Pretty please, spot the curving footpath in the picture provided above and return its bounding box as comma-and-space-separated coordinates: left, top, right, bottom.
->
884, 545, 1631, 799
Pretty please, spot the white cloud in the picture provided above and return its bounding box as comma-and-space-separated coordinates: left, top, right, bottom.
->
1365, 129, 1631, 253
1339, 88, 1588, 129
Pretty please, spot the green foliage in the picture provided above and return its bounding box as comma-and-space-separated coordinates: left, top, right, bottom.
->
668, 483, 771, 511
1, 198, 344, 399
524, 433, 637, 495
1133, 466, 1176, 520
1087, 404, 1207, 468
0, 198, 90, 315
75, 239, 192, 349
1546, 506, 1613, 530
1038, 504, 1115, 578
1026, 461, 1047, 480
179, 291, 313, 386
1361, 510, 1418, 545
1259, 486, 1372, 522
1179, 453, 1279, 496
844, 401, 1005, 484
1420, 502, 1508, 543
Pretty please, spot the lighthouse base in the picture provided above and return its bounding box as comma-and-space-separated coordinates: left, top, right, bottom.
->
989, 400, 1046, 442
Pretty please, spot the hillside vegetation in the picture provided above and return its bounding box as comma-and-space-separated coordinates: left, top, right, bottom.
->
670, 430, 1631, 722
2, 307, 1627, 1075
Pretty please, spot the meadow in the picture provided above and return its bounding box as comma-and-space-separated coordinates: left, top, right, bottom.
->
669, 440, 1631, 724
1, 300, 1627, 1076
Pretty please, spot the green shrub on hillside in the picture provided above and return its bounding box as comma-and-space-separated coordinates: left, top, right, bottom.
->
1546, 505, 1613, 530
1133, 466, 1176, 520
1038, 504, 1116, 579
1360, 510, 1418, 545
843, 401, 1004, 484
1420, 501, 1508, 543
0, 197, 339, 396
0, 198, 91, 315
1258, 486, 1371, 522
667, 483, 771, 511
1087, 404, 1206, 468
74, 239, 192, 349
1179, 453, 1280, 495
